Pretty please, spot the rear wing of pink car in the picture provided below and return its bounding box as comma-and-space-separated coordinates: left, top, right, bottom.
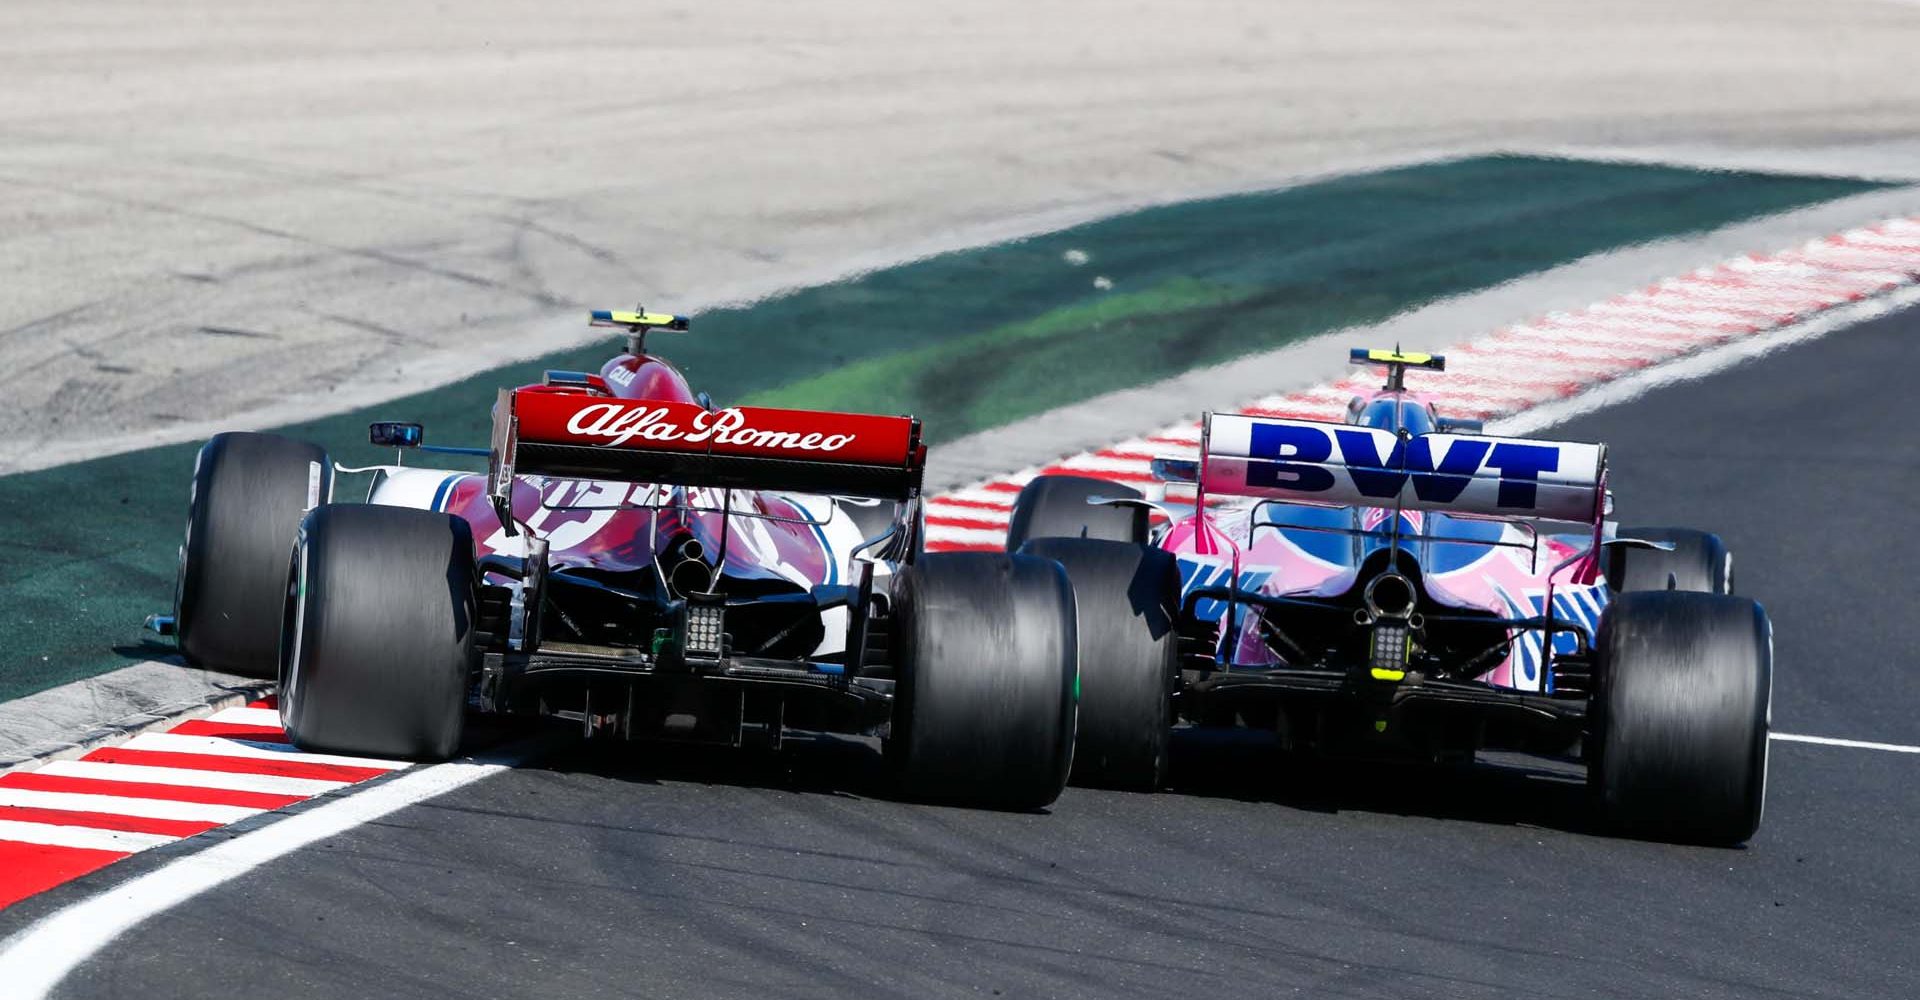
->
1201, 413, 1606, 525
488, 388, 926, 521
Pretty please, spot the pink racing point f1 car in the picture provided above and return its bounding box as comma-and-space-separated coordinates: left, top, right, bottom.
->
1009, 348, 1772, 843
160, 311, 1078, 810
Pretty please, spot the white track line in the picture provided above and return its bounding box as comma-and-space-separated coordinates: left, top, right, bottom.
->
0, 820, 174, 853
0, 745, 536, 1000
34, 760, 350, 798
0, 789, 261, 824
1771, 733, 1920, 754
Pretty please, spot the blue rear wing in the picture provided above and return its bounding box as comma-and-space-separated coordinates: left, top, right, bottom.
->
1201, 413, 1606, 525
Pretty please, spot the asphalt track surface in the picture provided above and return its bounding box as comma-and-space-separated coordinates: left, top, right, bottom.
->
13, 311, 1920, 999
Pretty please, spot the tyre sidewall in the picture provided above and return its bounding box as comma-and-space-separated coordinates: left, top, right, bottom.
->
1608, 527, 1731, 595
890, 551, 1077, 809
1005, 475, 1147, 551
176, 432, 330, 676
1019, 537, 1178, 790
281, 504, 475, 760
1591, 590, 1772, 844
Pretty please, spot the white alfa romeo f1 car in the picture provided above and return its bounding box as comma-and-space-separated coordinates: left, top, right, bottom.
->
158, 311, 1079, 810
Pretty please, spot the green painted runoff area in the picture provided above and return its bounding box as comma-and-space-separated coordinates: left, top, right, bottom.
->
0, 156, 1886, 700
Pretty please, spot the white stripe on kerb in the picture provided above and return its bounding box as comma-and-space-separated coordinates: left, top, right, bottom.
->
927, 504, 1011, 526
0, 789, 261, 824
122, 733, 410, 771
203, 707, 285, 728
0, 820, 175, 853
35, 760, 349, 798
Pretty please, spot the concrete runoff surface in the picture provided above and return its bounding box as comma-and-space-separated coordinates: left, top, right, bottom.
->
0, 659, 268, 769
6, 0, 1920, 473
8, 299, 1920, 1000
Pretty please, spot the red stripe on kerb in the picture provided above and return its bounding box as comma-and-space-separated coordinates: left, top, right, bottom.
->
925, 540, 1001, 553
0, 771, 307, 809
249, 696, 279, 710
925, 496, 1013, 512
1036, 466, 1155, 484
980, 481, 1025, 494
1238, 406, 1340, 420
925, 515, 1007, 532
81, 748, 388, 783
0, 805, 217, 838
0, 841, 128, 909
168, 720, 290, 742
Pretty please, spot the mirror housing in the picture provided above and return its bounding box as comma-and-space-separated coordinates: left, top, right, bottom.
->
1435, 416, 1484, 434
369, 422, 425, 449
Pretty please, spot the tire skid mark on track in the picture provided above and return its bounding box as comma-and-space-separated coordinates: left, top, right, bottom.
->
0, 699, 403, 909
923, 215, 1920, 551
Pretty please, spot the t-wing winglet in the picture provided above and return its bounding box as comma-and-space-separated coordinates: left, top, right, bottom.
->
1350, 347, 1445, 391
1349, 347, 1444, 371
589, 309, 689, 332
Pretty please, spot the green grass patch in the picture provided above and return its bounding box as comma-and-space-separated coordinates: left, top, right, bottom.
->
746, 277, 1254, 427
0, 155, 1888, 701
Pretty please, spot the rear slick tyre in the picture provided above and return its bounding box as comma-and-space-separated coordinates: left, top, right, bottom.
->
280, 504, 476, 761
175, 432, 332, 678
888, 552, 1078, 810
1589, 590, 1772, 845
1005, 475, 1148, 550
1020, 537, 1178, 791
1607, 527, 1732, 594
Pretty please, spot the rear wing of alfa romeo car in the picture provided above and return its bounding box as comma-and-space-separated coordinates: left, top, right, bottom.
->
1202, 413, 1605, 525
489, 388, 927, 513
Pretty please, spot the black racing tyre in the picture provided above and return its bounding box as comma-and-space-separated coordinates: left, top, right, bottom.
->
175, 432, 332, 677
1004, 475, 1148, 551
280, 504, 476, 760
1020, 537, 1179, 791
1607, 527, 1732, 595
1589, 591, 1772, 845
888, 551, 1078, 809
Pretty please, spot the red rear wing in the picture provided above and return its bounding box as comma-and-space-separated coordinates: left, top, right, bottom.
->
491, 388, 926, 502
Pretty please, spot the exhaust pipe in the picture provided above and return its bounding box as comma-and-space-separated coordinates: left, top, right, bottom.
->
668, 558, 716, 598
663, 536, 717, 598
1363, 572, 1418, 620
